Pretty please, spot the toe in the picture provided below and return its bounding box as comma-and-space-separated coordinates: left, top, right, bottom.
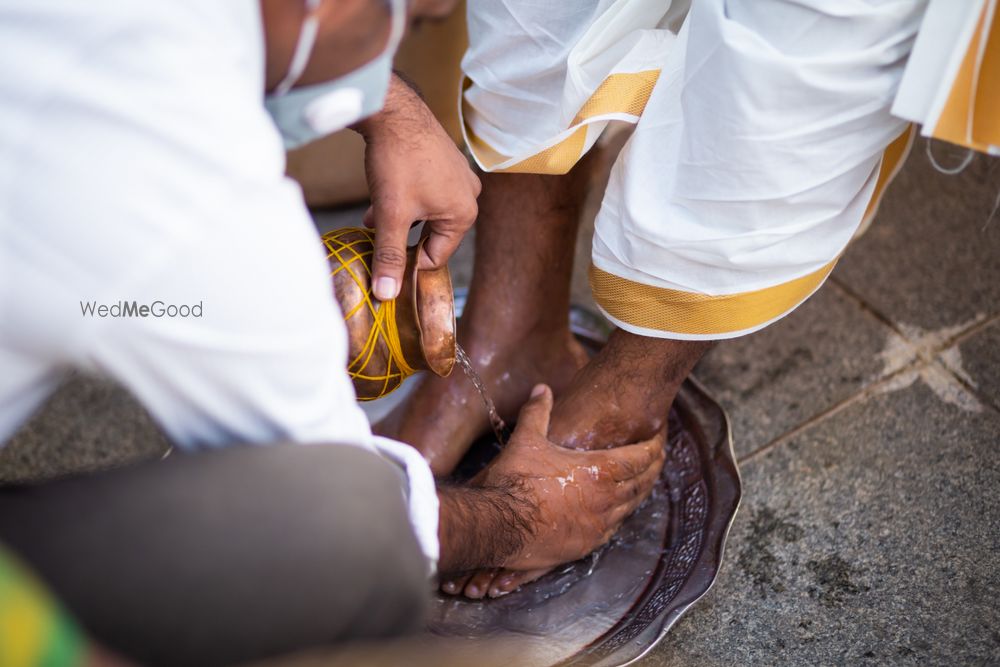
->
487, 570, 513, 598
491, 567, 553, 597
440, 573, 473, 596
464, 569, 497, 599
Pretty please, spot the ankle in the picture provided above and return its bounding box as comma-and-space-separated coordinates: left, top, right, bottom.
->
457, 314, 572, 364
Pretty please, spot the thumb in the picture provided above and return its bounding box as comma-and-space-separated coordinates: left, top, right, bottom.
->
513, 384, 553, 439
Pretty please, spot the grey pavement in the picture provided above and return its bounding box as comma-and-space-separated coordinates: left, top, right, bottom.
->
642, 141, 1000, 666
650, 383, 1000, 667
0, 138, 997, 666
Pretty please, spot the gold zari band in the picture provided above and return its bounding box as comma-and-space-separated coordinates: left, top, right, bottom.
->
933, 2, 999, 153
589, 260, 837, 336
463, 70, 661, 175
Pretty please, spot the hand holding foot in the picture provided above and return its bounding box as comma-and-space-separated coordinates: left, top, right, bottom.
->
436, 384, 665, 584
478, 384, 666, 570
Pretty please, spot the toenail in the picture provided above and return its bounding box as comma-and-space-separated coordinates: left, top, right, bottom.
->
467, 585, 480, 597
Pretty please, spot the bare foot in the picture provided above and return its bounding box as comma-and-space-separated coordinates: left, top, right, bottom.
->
375, 325, 588, 476
443, 331, 711, 598
546, 333, 703, 450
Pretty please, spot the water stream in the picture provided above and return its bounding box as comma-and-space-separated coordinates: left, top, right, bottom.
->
455, 344, 509, 446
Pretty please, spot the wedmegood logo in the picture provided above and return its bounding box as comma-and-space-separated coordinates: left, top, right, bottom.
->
79, 301, 204, 318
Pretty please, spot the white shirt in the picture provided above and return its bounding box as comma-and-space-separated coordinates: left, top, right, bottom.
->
0, 0, 438, 569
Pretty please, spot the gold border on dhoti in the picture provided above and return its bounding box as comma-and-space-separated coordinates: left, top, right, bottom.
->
462, 70, 661, 175
932, 1, 999, 153
589, 123, 915, 337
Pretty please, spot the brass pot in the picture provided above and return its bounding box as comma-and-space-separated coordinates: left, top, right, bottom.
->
322, 227, 456, 400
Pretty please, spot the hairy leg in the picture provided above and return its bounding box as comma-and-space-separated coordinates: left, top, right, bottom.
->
375, 150, 603, 476
445, 332, 711, 598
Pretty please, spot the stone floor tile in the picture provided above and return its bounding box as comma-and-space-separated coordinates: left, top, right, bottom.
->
939, 318, 1000, 412
642, 382, 1000, 666
693, 284, 897, 458
833, 140, 1000, 331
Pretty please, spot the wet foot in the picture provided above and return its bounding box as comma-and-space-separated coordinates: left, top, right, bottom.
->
546, 335, 685, 451
375, 325, 589, 477
437, 332, 710, 598
444, 418, 673, 599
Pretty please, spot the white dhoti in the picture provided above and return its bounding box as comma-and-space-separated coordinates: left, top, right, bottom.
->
462, 0, 997, 339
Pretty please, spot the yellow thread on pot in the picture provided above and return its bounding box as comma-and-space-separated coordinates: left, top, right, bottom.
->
322, 228, 416, 400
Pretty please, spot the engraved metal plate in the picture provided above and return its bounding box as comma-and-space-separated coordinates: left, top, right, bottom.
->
360, 299, 741, 666
426, 377, 740, 667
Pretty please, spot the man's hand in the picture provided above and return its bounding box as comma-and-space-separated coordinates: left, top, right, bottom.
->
353, 74, 481, 301
436, 385, 665, 574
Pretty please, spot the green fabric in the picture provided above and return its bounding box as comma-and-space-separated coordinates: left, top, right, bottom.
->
0, 545, 87, 667
39, 607, 87, 667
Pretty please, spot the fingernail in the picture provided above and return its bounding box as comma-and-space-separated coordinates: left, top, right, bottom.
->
374, 277, 397, 301
531, 384, 546, 398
